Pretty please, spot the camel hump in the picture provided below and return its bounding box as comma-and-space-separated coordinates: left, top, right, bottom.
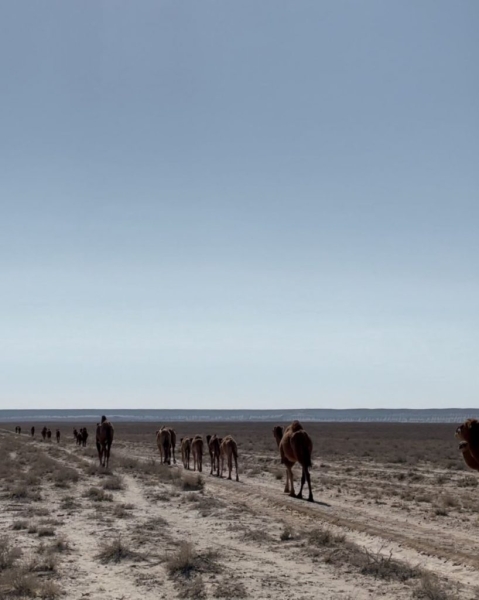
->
290, 430, 313, 468
290, 420, 304, 433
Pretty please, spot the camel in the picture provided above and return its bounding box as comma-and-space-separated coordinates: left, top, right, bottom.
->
456, 420, 479, 471
191, 435, 203, 472
81, 427, 88, 447
31, 426, 35, 438
41, 427, 47, 441
220, 435, 239, 481
56, 429, 61, 444
96, 416, 114, 468
273, 420, 313, 502
206, 434, 221, 477
15, 426, 21, 434
73, 428, 78, 443
168, 428, 177, 464
181, 437, 193, 470
156, 427, 172, 465
46, 429, 52, 441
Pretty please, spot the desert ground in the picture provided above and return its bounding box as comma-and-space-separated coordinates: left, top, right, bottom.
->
0, 421, 478, 599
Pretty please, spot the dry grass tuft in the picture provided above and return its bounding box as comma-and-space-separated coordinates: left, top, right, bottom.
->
96, 538, 142, 564
413, 574, 459, 599
84, 487, 113, 502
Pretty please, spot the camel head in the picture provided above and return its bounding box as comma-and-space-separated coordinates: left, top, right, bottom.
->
101, 415, 107, 423
272, 426, 283, 446
455, 419, 479, 443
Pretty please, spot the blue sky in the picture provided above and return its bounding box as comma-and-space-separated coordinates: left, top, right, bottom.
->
1, 1, 478, 409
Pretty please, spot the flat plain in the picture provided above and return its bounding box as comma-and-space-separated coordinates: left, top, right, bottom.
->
0, 421, 477, 599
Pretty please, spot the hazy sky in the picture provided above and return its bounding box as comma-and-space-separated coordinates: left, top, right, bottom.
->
1, 1, 478, 410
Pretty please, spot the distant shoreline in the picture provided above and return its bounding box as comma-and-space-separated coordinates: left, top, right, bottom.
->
0, 408, 477, 424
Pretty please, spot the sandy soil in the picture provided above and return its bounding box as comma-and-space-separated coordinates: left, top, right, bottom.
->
0, 422, 477, 599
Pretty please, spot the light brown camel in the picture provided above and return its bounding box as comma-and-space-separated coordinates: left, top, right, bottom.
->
156, 427, 172, 465
220, 435, 239, 481
96, 416, 114, 468
181, 437, 193, 470
456, 420, 479, 471
273, 420, 313, 502
206, 434, 221, 477
191, 435, 203, 472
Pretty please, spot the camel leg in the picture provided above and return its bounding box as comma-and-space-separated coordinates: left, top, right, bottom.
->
220, 454, 224, 478
297, 469, 306, 500
216, 453, 220, 477
234, 454, 239, 482
305, 468, 314, 502
287, 466, 296, 497
227, 454, 232, 480
96, 442, 102, 466
283, 469, 291, 494
199, 456, 202, 473
172, 445, 176, 464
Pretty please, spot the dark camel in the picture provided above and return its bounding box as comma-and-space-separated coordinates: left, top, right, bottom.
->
206, 434, 221, 477
156, 427, 171, 464
456, 420, 479, 471
96, 416, 114, 468
220, 435, 239, 481
191, 435, 203, 472
273, 420, 314, 502
56, 429, 61, 444
31, 426, 35, 438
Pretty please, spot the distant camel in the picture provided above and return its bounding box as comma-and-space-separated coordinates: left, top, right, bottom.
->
81, 427, 88, 447
273, 421, 313, 502
456, 420, 479, 471
46, 429, 52, 441
96, 416, 114, 468
31, 426, 35, 438
56, 429, 61, 444
15, 426, 21, 434
206, 435, 221, 477
73, 428, 79, 443
191, 435, 203, 472
181, 437, 192, 470
220, 436, 239, 481
156, 427, 171, 465
41, 427, 47, 441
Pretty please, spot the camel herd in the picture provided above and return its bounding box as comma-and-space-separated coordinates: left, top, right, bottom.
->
11, 417, 479, 503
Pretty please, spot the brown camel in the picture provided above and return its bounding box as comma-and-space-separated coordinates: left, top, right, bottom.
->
456, 420, 479, 471
56, 429, 61, 444
31, 426, 35, 438
220, 435, 239, 481
96, 416, 114, 468
181, 437, 192, 470
191, 435, 203, 472
46, 429, 52, 441
41, 427, 47, 441
156, 427, 172, 465
273, 420, 313, 502
168, 428, 177, 464
206, 434, 221, 477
